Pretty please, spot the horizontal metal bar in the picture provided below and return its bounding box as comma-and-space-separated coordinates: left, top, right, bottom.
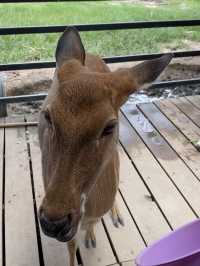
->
0, 121, 38, 128
1, 20, 200, 35
0, 93, 47, 103
0, 61, 56, 71
1, 78, 200, 104
1, 50, 200, 71
103, 51, 200, 63
149, 78, 200, 89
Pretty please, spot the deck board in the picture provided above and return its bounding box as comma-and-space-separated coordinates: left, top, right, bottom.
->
2, 95, 200, 266
4, 118, 40, 266
122, 260, 136, 266
171, 97, 200, 128
78, 221, 117, 266
155, 99, 200, 142
186, 95, 200, 109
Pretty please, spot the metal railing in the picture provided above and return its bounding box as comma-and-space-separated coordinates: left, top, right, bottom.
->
0, 0, 200, 114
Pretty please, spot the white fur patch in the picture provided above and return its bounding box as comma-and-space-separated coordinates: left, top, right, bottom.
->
81, 193, 86, 214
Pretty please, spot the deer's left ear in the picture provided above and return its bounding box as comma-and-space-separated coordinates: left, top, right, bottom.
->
110, 54, 173, 106
55, 26, 85, 67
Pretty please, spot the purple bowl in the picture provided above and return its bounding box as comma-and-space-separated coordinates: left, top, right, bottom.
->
136, 219, 200, 266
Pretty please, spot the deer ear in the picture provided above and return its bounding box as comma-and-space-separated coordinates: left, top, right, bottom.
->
111, 54, 173, 106
55, 27, 85, 67
130, 53, 173, 87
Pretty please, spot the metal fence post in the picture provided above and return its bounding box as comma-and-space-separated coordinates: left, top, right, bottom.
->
0, 74, 7, 117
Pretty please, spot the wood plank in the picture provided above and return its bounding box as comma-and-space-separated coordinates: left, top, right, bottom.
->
28, 126, 116, 266
155, 99, 200, 142
122, 103, 200, 216
171, 97, 200, 127
28, 126, 76, 266
103, 192, 145, 262
122, 260, 136, 266
119, 112, 195, 229
138, 102, 200, 180
78, 221, 116, 266
0, 118, 4, 266
5, 120, 40, 266
118, 145, 170, 244
186, 95, 200, 110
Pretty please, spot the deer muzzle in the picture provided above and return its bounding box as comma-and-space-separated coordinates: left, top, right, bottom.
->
39, 208, 80, 242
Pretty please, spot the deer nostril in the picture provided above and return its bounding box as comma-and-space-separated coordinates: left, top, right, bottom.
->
66, 213, 73, 227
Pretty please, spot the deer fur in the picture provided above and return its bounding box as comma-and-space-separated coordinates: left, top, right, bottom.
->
38, 27, 172, 266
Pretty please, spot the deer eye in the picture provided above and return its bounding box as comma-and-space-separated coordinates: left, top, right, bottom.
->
101, 120, 117, 137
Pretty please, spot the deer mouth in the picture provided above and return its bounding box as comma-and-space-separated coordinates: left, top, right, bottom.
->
40, 217, 79, 242
56, 224, 78, 242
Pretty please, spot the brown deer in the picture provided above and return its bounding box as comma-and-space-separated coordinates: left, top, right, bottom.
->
38, 27, 172, 266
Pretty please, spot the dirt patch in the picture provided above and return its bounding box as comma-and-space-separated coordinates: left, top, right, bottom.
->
5, 68, 54, 96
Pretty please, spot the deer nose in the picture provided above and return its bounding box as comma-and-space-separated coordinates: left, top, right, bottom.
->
39, 209, 73, 240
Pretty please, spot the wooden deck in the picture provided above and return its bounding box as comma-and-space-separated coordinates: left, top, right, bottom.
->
1, 95, 200, 266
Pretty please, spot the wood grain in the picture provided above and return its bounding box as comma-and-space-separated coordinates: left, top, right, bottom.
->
119, 112, 195, 229
4, 118, 40, 266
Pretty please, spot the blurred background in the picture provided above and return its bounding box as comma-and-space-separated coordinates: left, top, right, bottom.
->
0, 0, 199, 114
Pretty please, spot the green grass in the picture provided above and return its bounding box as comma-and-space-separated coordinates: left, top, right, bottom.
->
0, 0, 200, 64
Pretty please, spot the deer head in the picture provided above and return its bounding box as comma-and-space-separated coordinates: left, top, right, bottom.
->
38, 27, 172, 242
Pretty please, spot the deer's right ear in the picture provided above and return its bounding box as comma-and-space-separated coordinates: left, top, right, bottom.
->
55, 27, 85, 67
